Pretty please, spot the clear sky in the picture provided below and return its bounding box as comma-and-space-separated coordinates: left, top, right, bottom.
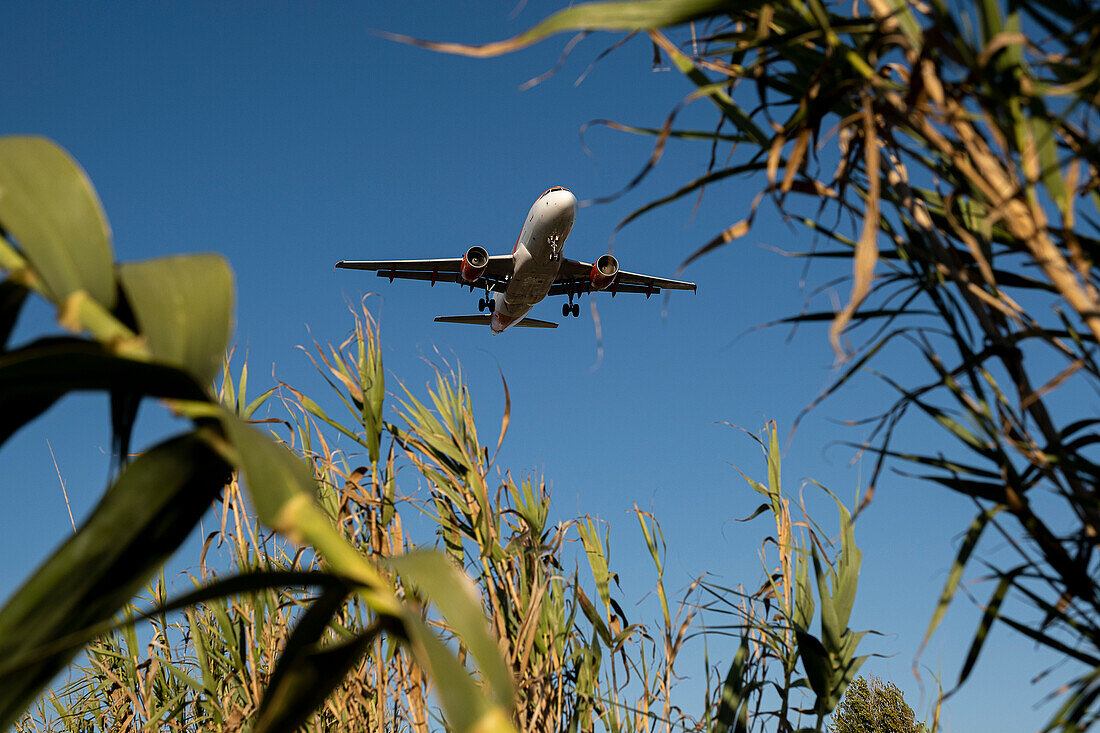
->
1, 2, 1069, 730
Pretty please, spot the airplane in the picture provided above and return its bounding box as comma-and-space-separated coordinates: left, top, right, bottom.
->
335, 187, 695, 334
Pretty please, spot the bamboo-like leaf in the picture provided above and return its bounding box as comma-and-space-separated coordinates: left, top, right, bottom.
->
118, 254, 233, 385
356, 307, 385, 464
577, 518, 613, 607
0, 280, 27, 350
0, 430, 229, 728
0, 338, 207, 448
398, 609, 515, 733
794, 629, 830, 701
830, 102, 880, 357
810, 547, 841, 655
714, 637, 750, 733
386, 551, 515, 709
0, 569, 349, 683
218, 412, 316, 532
1029, 106, 1069, 213
831, 498, 861, 630
792, 549, 815, 632
0, 136, 115, 308
383, 0, 750, 58
957, 570, 1018, 686
254, 584, 365, 733
917, 507, 999, 663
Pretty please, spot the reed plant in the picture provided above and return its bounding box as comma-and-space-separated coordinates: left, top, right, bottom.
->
0, 136, 516, 733
18, 304, 867, 732
402, 1, 1100, 726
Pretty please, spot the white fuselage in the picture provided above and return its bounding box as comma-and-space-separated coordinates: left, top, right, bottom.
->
490, 187, 577, 333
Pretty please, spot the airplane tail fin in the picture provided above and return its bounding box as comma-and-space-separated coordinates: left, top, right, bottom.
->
434, 315, 558, 329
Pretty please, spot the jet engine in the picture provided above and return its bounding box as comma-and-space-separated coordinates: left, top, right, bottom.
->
460, 245, 489, 283
590, 254, 619, 290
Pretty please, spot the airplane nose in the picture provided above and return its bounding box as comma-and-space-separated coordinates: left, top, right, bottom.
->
551, 188, 577, 223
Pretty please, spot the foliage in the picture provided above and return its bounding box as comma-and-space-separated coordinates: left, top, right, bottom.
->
16, 306, 867, 732
828, 675, 924, 733
705, 424, 867, 733
0, 136, 515, 733
406, 0, 1100, 727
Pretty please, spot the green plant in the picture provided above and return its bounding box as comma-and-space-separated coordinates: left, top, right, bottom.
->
20, 306, 867, 733
0, 136, 515, 733
402, 1, 1100, 726
705, 424, 866, 733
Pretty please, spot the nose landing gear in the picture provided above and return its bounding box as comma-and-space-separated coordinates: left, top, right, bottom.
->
562, 301, 580, 318
548, 234, 562, 262
478, 297, 496, 313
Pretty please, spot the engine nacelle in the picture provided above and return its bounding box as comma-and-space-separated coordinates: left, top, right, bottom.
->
460, 245, 489, 283
590, 254, 619, 291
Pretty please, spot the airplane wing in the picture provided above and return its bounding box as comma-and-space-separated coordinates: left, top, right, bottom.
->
336, 256, 514, 292
550, 258, 696, 297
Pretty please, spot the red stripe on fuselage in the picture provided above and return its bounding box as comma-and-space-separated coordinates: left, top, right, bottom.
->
490, 312, 518, 333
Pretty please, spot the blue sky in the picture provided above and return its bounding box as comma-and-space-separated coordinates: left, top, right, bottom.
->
0, 2, 1071, 729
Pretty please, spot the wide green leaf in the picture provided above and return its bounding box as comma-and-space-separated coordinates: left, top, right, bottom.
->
386, 551, 515, 709
118, 254, 233, 385
0, 136, 115, 308
219, 411, 314, 530
0, 337, 208, 448
254, 584, 373, 733
0, 430, 229, 728
0, 279, 28, 350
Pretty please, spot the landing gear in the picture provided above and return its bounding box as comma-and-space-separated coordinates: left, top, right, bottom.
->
479, 298, 487, 312
562, 301, 580, 318
572, 302, 580, 318
479, 297, 495, 313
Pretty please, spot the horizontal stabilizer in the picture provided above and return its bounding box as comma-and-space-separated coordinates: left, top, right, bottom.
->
434, 315, 492, 326
434, 315, 558, 329
510, 317, 558, 329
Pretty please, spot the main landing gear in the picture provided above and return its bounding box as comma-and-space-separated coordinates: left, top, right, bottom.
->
478, 296, 496, 313
562, 301, 580, 318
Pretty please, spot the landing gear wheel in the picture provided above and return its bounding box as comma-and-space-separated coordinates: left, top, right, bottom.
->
478, 298, 486, 312
487, 298, 496, 313
562, 302, 570, 317
571, 303, 580, 318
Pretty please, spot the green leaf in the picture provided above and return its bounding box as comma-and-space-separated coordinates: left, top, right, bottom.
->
0, 136, 115, 308
831, 499, 861, 630
919, 507, 998, 657
219, 410, 315, 529
0, 337, 207, 448
386, 551, 515, 709
397, 609, 516, 733
0, 430, 229, 728
792, 549, 815, 633
254, 584, 374, 733
0, 280, 28, 350
714, 637, 750, 733
795, 629, 830, 701
958, 570, 1018, 686
389, 0, 750, 58
0, 569, 351, 683
1030, 104, 1069, 213
118, 253, 233, 385
577, 518, 613, 607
